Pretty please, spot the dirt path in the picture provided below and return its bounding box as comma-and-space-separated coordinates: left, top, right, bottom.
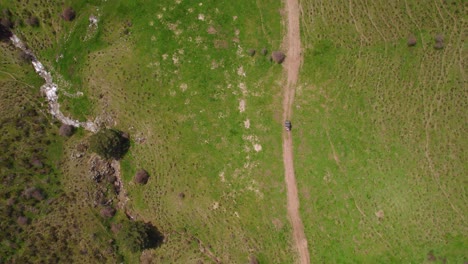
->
282, 0, 310, 263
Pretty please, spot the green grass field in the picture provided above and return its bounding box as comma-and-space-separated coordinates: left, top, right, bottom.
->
1, 0, 466, 263
295, 0, 467, 262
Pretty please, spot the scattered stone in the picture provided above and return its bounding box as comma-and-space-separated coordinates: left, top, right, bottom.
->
26, 16, 39, 27
247, 49, 256, 56
17, 216, 29, 226
271, 51, 285, 64
59, 124, 74, 137
89, 156, 115, 183
76, 142, 88, 152
214, 39, 229, 49
134, 169, 150, 185
6, 197, 15, 206
106, 174, 116, 184
375, 209, 384, 220
178, 192, 185, 199
24, 187, 45, 201
407, 34, 417, 47
249, 255, 259, 264
121, 132, 130, 139
111, 223, 122, 234
30, 158, 43, 168
207, 25, 217, 34
89, 15, 98, 25
100, 206, 116, 218
140, 250, 158, 264
261, 48, 268, 56
62, 7, 76, 21
19, 50, 34, 62
434, 34, 444, 49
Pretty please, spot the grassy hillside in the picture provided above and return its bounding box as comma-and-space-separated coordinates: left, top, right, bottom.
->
0, 33, 124, 263
83, 1, 294, 262
4, 0, 464, 263
2, 0, 297, 263
295, 0, 466, 262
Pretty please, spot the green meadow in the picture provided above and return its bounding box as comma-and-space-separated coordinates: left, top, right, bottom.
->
1, 0, 466, 263
295, 0, 466, 262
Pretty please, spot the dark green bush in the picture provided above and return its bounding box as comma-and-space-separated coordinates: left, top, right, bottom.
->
89, 129, 129, 159
116, 220, 163, 253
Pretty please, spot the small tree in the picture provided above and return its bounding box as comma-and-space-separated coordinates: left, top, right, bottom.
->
89, 129, 129, 159
117, 220, 163, 253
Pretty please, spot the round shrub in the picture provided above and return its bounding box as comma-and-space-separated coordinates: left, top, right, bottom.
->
61, 7, 76, 22
59, 124, 74, 137
116, 220, 163, 253
89, 129, 129, 159
271, 51, 286, 63
134, 169, 150, 185
407, 34, 417, 47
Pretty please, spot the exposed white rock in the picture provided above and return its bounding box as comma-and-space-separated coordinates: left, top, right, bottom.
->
10, 35, 98, 132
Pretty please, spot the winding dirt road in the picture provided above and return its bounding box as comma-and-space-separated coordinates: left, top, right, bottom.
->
282, 0, 310, 263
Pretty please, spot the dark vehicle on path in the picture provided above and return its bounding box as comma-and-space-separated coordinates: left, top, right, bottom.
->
285, 120, 292, 131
